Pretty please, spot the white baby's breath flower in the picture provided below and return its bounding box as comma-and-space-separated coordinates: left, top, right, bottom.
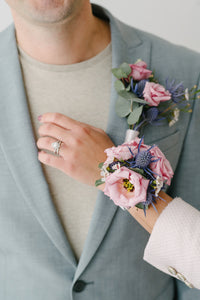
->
185, 88, 189, 101
155, 176, 163, 197
100, 165, 109, 181
174, 107, 180, 121
169, 120, 175, 127
169, 108, 180, 127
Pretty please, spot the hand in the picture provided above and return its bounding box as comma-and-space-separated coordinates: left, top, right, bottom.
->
37, 113, 114, 186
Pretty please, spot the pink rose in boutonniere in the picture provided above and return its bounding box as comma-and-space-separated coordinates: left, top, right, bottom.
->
104, 166, 149, 208
129, 60, 152, 81
143, 82, 171, 106
111, 59, 199, 131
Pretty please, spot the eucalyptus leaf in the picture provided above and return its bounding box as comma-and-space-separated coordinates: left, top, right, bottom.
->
135, 203, 144, 209
132, 168, 145, 175
130, 102, 139, 111
127, 105, 143, 125
98, 162, 104, 169
135, 203, 149, 210
118, 90, 148, 104
119, 62, 131, 76
114, 80, 125, 92
115, 96, 131, 117
95, 179, 104, 187
112, 68, 128, 79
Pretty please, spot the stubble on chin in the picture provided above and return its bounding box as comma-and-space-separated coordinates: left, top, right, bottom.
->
10, 0, 83, 24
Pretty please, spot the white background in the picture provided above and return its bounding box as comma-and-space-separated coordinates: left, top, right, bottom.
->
0, 0, 199, 53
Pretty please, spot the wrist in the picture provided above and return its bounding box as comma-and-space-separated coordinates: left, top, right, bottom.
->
128, 191, 173, 234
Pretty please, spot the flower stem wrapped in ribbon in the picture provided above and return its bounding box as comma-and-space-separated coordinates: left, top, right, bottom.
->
96, 137, 174, 216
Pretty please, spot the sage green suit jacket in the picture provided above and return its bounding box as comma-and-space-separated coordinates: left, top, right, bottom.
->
0, 4, 200, 300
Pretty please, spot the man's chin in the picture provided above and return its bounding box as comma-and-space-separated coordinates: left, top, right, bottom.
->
9, 0, 81, 25
26, 0, 71, 24
27, 10, 70, 25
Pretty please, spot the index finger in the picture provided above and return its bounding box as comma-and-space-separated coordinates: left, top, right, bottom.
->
39, 112, 80, 130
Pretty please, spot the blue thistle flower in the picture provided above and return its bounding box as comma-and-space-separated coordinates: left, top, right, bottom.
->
135, 150, 152, 168
131, 79, 148, 98
144, 191, 154, 205
135, 107, 165, 131
165, 79, 185, 103
141, 187, 167, 216
142, 191, 158, 216
145, 107, 159, 122
127, 137, 160, 180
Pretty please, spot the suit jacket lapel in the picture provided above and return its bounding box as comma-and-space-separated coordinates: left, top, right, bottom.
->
0, 25, 77, 269
74, 5, 152, 281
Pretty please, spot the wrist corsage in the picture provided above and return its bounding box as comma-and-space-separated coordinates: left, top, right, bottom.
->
96, 60, 200, 215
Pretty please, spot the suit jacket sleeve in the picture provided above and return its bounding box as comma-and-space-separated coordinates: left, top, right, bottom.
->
143, 197, 200, 290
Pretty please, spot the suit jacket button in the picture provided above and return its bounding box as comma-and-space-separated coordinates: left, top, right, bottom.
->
168, 266, 177, 276
73, 280, 87, 293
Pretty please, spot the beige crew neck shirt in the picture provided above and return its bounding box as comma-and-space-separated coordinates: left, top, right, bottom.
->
18, 44, 112, 260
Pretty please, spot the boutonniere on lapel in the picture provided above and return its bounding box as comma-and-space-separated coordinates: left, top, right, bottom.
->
96, 60, 200, 215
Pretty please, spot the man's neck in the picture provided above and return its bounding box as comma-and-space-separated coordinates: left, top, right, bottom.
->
12, 4, 111, 65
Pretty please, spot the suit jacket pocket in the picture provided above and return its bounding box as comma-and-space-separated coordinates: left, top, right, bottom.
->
149, 130, 180, 153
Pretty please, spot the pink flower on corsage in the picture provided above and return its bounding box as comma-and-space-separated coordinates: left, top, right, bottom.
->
149, 146, 174, 185
96, 137, 174, 215
129, 60, 152, 81
104, 167, 149, 208
143, 82, 171, 106
125, 138, 174, 185
104, 137, 173, 186
104, 138, 140, 165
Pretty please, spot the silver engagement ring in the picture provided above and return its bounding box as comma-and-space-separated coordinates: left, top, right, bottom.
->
51, 140, 62, 155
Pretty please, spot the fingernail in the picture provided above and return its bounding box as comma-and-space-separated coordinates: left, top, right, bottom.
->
38, 115, 42, 121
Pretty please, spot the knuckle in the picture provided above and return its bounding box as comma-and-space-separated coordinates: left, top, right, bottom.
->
37, 137, 52, 149
78, 125, 90, 136
45, 137, 53, 148
45, 123, 53, 132
39, 123, 52, 135
52, 113, 61, 124
72, 137, 82, 147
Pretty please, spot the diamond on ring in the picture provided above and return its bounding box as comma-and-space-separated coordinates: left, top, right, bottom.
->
52, 140, 62, 155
